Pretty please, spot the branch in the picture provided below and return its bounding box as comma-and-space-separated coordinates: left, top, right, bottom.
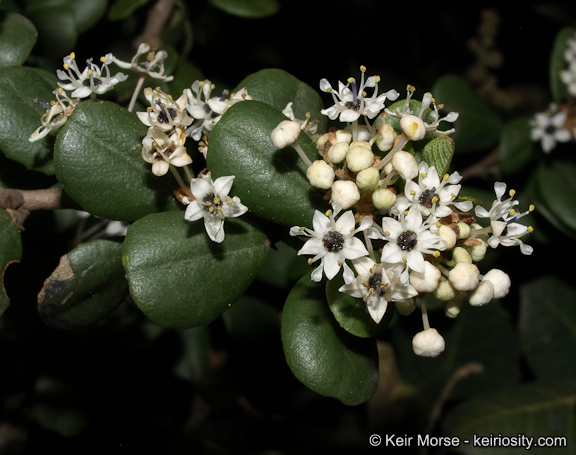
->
134, 0, 178, 48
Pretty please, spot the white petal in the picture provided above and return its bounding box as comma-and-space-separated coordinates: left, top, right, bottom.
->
322, 253, 341, 280
184, 203, 204, 221
213, 175, 235, 197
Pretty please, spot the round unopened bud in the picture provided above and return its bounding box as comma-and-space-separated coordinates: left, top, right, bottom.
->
316, 129, 351, 152
346, 143, 374, 172
469, 280, 494, 306
448, 262, 480, 291
391, 151, 418, 180
434, 278, 457, 301
400, 114, 426, 141
372, 187, 397, 210
395, 298, 416, 316
412, 328, 445, 357
469, 239, 487, 262
306, 160, 335, 189
327, 142, 349, 163
438, 225, 457, 250
482, 269, 511, 299
452, 246, 472, 264
376, 122, 396, 151
409, 262, 441, 293
444, 294, 464, 318
457, 222, 471, 239
271, 120, 301, 148
331, 180, 360, 209
355, 167, 380, 190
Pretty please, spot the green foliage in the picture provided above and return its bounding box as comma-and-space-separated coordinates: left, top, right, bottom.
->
209, 0, 279, 18
108, 0, 149, 21
0, 11, 37, 69
499, 116, 534, 174
421, 135, 455, 176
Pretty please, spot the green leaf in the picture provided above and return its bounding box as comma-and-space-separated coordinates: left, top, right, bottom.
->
499, 116, 534, 174
0, 208, 22, 317
421, 135, 455, 176
37, 238, 128, 329
550, 27, 575, 103
443, 379, 576, 455
0, 12, 37, 69
108, 0, 150, 20
233, 68, 327, 133
26, 0, 108, 33
534, 159, 576, 234
122, 211, 270, 329
325, 275, 393, 338
26, 6, 76, 57
0, 65, 57, 174
281, 274, 379, 405
209, 0, 279, 18
519, 276, 576, 380
54, 100, 180, 221
207, 100, 327, 227
432, 74, 502, 153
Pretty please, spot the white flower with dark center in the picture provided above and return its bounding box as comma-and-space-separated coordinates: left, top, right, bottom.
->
394, 161, 473, 217
369, 206, 446, 284
530, 103, 571, 153
184, 173, 248, 243
290, 204, 372, 284
29, 88, 79, 142
319, 66, 399, 123
114, 43, 174, 81
57, 52, 128, 98
339, 257, 417, 323
137, 87, 191, 131
474, 182, 534, 255
141, 127, 192, 176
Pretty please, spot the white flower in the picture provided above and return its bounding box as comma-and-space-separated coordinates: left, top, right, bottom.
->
113, 43, 173, 81
339, 257, 417, 324
282, 101, 318, 134
530, 103, 571, 153
56, 52, 128, 98
137, 87, 191, 131
319, 65, 399, 123
474, 182, 534, 255
289, 204, 372, 284
141, 127, 192, 176
184, 173, 248, 243
29, 88, 78, 142
412, 328, 445, 357
394, 161, 473, 217
369, 206, 446, 284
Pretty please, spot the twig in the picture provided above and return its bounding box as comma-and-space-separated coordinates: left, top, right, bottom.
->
458, 148, 499, 181
134, 0, 177, 48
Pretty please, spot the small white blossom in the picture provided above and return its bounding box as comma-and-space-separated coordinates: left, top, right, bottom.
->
530, 103, 572, 153
114, 43, 173, 81
57, 52, 128, 98
306, 160, 335, 189
448, 262, 480, 291
141, 127, 192, 176
184, 173, 248, 243
412, 328, 445, 357
137, 87, 191, 131
29, 88, 78, 142
289, 204, 372, 284
481, 269, 511, 299
330, 180, 361, 210
282, 101, 318, 134
271, 120, 301, 149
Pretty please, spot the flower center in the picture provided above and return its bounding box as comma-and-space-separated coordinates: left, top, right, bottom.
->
82, 78, 102, 87
418, 188, 437, 208
544, 124, 556, 135
156, 101, 177, 124
397, 230, 418, 251
202, 193, 223, 215
367, 272, 383, 296
323, 231, 345, 252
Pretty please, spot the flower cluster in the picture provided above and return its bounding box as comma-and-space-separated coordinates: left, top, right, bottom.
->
283, 66, 534, 358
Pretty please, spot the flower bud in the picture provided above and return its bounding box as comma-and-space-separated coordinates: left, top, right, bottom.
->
444, 294, 464, 318
306, 160, 335, 189
331, 180, 360, 209
391, 151, 418, 180
409, 262, 441, 293
457, 222, 471, 239
434, 278, 457, 301
376, 122, 396, 151
468, 280, 494, 306
412, 328, 445, 357
400, 114, 427, 141
372, 187, 396, 210
316, 129, 351, 152
452, 246, 472, 264
327, 142, 349, 163
395, 298, 415, 316
346, 143, 374, 172
448, 262, 480, 291
469, 239, 487, 262
355, 167, 380, 190
271, 120, 301, 149
438, 225, 457, 250
482, 269, 511, 299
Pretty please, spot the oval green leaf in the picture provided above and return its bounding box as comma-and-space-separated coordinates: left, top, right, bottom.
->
281, 274, 379, 405
122, 211, 270, 329
421, 135, 455, 176
26, 6, 76, 57
499, 116, 534, 174
0, 66, 58, 174
0, 208, 22, 317
233, 68, 327, 133
209, 0, 279, 18
207, 100, 328, 227
108, 0, 150, 21
37, 238, 128, 329
54, 100, 180, 221
325, 275, 393, 338
0, 12, 37, 69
